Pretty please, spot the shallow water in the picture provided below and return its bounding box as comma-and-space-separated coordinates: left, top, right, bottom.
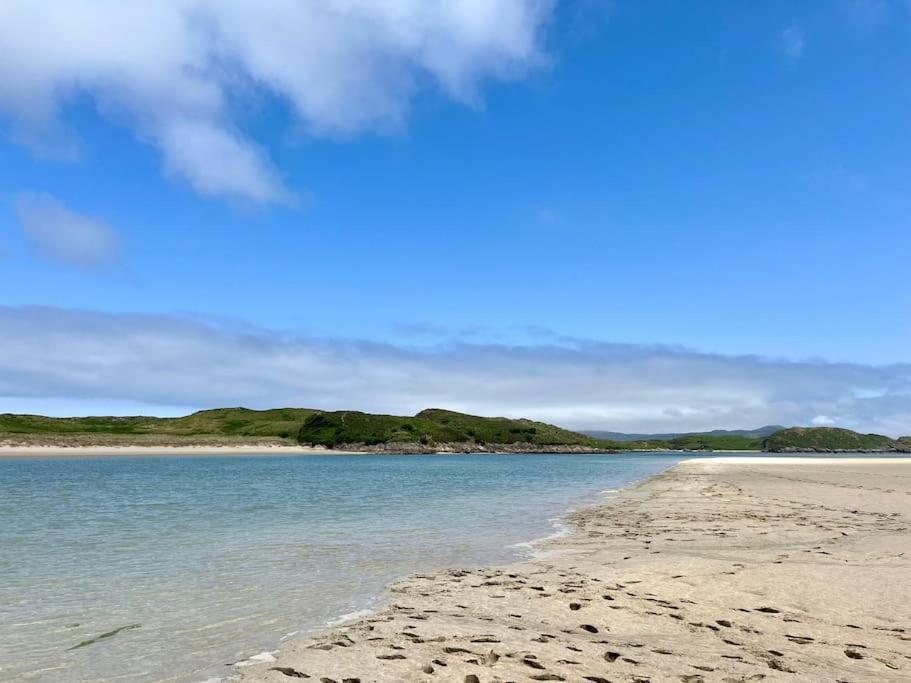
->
0, 453, 690, 681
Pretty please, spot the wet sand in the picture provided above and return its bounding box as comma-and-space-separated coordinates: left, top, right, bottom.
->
238, 457, 911, 682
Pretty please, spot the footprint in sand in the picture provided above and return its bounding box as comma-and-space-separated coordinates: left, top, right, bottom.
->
270, 667, 309, 678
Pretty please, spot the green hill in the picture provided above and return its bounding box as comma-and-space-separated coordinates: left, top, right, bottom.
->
3, 407, 907, 454
165, 408, 318, 438
0, 407, 318, 445
584, 425, 783, 442
297, 408, 614, 452
763, 427, 908, 452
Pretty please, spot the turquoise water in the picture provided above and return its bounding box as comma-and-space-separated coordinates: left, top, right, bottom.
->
0, 453, 686, 682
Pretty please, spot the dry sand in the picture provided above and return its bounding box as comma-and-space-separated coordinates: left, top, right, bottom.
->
237, 457, 911, 682
0, 444, 356, 458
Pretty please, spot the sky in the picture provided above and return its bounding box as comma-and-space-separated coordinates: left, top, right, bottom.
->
1, 0, 910, 435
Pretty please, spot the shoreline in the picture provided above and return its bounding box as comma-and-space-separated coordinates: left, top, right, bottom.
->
4, 443, 908, 460
231, 461, 668, 675
237, 456, 911, 682
0, 444, 359, 458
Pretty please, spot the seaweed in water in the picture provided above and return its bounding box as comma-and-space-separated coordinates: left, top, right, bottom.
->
67, 624, 141, 650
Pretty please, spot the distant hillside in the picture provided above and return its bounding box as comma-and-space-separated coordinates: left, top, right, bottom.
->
763, 427, 910, 453
0, 407, 318, 446
584, 425, 784, 442
3, 408, 907, 454
297, 408, 615, 453
663, 433, 763, 451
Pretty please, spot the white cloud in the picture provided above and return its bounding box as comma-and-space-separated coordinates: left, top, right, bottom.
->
778, 24, 805, 61
0, 306, 909, 437
157, 120, 288, 204
0, 1, 553, 203
15, 194, 120, 269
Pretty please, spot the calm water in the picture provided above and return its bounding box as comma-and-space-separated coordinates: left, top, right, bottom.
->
0, 453, 686, 682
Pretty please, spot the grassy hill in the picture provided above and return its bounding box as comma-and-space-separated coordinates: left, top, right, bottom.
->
584, 426, 783, 442
0, 408, 318, 446
763, 427, 908, 452
2, 407, 907, 454
297, 408, 614, 452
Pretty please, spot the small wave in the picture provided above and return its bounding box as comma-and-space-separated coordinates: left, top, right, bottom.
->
325, 609, 374, 627
510, 520, 572, 552
235, 651, 277, 668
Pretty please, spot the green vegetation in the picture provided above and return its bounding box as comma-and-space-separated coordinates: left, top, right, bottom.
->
0, 408, 318, 444
158, 407, 318, 438
584, 426, 783, 442
598, 434, 762, 451
665, 434, 763, 451
299, 415, 910, 453
763, 427, 908, 452
297, 408, 611, 450
2, 407, 907, 453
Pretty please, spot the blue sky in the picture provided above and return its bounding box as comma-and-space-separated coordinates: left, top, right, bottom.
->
1, 1, 910, 433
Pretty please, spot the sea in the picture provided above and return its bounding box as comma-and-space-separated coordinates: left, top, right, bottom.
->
1, 452, 698, 681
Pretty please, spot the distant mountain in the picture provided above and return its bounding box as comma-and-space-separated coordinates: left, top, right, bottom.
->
582, 425, 785, 442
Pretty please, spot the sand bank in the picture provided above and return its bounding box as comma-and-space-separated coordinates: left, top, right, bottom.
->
238, 457, 911, 682
0, 444, 357, 458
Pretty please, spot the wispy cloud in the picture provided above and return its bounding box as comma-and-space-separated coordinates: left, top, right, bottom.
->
14, 194, 120, 270
778, 24, 805, 61
0, 1, 554, 204
0, 306, 909, 436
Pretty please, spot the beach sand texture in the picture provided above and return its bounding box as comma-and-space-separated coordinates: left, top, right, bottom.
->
0, 445, 356, 458
238, 457, 911, 682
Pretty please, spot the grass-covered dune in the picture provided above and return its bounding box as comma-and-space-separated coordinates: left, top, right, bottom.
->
763, 427, 910, 452
297, 408, 615, 452
0, 408, 318, 446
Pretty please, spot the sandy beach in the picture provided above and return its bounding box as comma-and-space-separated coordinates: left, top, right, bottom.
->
0, 444, 357, 458
238, 457, 911, 682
